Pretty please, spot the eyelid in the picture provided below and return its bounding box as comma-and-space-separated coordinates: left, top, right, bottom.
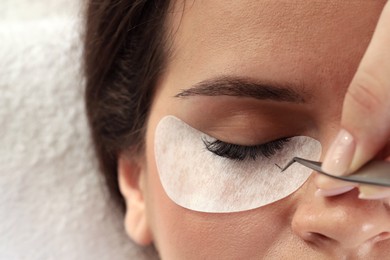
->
203, 137, 292, 161
203, 134, 292, 147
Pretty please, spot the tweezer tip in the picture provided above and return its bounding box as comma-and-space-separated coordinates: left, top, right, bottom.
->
275, 158, 298, 172
275, 163, 284, 172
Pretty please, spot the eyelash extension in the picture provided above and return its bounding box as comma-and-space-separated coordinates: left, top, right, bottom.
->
203, 137, 291, 161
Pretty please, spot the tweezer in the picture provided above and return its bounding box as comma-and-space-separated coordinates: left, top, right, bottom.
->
278, 157, 390, 187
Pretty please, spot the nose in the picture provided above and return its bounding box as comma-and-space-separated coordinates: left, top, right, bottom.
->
292, 187, 390, 252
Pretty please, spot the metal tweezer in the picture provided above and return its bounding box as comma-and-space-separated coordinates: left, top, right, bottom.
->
277, 157, 390, 187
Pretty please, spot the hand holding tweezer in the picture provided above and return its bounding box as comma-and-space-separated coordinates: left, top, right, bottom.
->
278, 157, 390, 187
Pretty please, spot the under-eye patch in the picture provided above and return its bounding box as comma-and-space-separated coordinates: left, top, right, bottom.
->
154, 116, 322, 213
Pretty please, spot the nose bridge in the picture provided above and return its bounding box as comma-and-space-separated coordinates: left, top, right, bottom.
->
292, 189, 390, 250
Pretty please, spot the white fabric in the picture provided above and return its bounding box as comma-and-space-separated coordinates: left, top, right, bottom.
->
0, 2, 158, 260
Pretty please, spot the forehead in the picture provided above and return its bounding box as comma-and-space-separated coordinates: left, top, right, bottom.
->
164, 0, 385, 92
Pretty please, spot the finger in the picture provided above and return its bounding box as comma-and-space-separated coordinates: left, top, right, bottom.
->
345, 1, 390, 172
374, 140, 390, 161
358, 185, 390, 200
322, 2, 390, 175
314, 174, 357, 197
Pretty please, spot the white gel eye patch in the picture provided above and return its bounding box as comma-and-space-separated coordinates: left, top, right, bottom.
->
154, 116, 322, 213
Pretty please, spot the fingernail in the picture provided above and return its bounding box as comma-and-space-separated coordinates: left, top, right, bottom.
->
359, 192, 390, 200
358, 185, 390, 200
315, 186, 355, 197
322, 129, 355, 176
315, 174, 357, 189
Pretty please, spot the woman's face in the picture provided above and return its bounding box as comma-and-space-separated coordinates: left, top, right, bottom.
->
120, 0, 390, 259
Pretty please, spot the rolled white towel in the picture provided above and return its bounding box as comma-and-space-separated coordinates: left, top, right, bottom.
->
0, 16, 157, 260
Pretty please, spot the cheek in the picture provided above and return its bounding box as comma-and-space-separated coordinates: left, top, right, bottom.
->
144, 132, 292, 259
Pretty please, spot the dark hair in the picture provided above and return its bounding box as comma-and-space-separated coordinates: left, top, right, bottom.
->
84, 0, 171, 212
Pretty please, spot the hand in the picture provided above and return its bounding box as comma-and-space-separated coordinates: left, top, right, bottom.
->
321, 1, 390, 199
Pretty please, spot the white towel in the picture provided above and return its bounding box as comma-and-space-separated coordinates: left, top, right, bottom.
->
0, 7, 158, 260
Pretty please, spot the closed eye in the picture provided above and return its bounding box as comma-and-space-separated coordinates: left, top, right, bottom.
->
203, 137, 291, 161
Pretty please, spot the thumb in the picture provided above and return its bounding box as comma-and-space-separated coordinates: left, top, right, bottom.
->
322, 1, 390, 175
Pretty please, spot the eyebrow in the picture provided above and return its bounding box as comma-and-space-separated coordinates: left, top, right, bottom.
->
175, 77, 307, 103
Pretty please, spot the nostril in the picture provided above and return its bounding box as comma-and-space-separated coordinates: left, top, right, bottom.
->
373, 232, 390, 243
302, 232, 334, 246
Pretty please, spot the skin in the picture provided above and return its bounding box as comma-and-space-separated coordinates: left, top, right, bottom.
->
118, 0, 390, 259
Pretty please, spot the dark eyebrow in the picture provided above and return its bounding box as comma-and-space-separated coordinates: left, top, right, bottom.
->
175, 77, 306, 103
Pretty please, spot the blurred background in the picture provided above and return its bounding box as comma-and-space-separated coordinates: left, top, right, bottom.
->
0, 1, 157, 259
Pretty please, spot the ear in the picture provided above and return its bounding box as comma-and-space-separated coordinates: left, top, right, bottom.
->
118, 154, 153, 246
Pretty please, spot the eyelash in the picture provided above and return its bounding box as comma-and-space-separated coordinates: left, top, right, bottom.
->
203, 137, 291, 161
